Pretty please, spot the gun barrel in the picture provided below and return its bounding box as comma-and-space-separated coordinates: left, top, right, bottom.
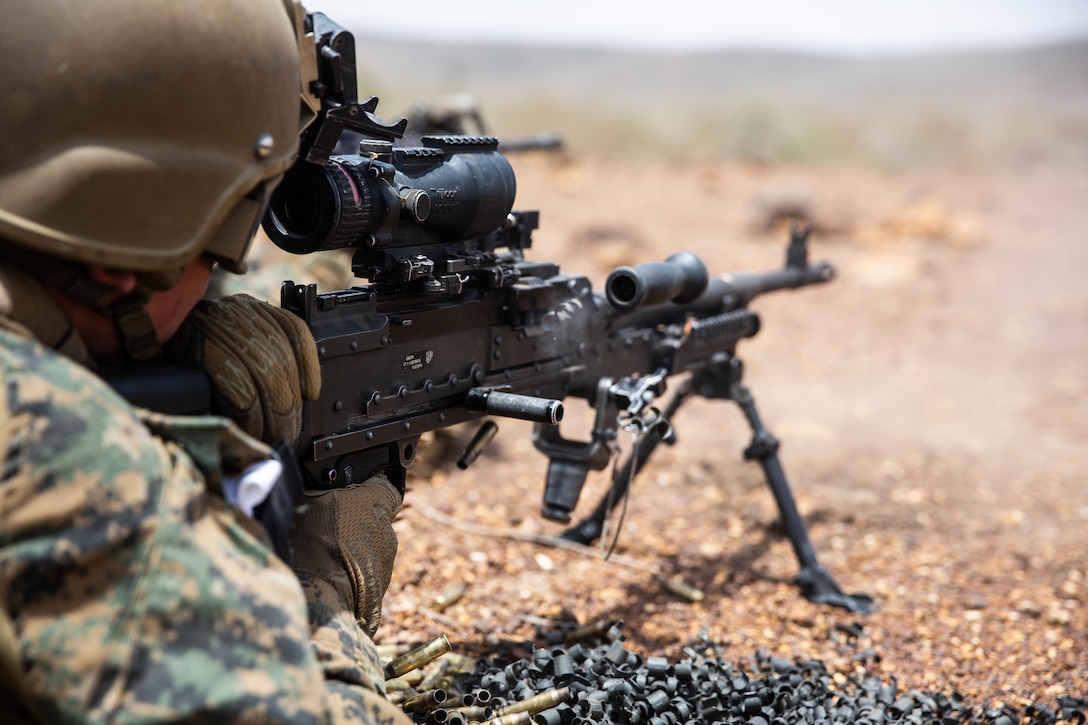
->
721, 260, 835, 307
497, 132, 563, 153
605, 252, 709, 311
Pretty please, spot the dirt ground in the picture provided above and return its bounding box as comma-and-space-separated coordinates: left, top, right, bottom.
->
237, 153, 1086, 709
356, 155, 1086, 710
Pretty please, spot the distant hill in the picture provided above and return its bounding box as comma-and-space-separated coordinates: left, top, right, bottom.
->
351, 36, 1088, 167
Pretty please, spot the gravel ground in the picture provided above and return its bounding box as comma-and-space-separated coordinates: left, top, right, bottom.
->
375, 157, 1088, 714
235, 156, 1087, 715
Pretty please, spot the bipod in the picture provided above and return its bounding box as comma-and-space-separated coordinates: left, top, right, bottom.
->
561, 378, 693, 547
564, 357, 873, 614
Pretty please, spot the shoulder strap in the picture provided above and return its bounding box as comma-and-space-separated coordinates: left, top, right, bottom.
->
0, 264, 90, 363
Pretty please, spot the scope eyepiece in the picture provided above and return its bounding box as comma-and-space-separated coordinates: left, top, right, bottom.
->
263, 158, 378, 254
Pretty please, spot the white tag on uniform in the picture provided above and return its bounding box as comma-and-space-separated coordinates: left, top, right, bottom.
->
223, 458, 284, 517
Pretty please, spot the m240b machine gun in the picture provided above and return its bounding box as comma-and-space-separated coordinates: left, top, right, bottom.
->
272, 13, 872, 612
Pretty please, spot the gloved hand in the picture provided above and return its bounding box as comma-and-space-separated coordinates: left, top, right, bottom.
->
164, 293, 320, 446
288, 475, 402, 637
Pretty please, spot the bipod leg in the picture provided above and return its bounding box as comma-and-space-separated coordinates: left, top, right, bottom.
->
561, 380, 693, 545
730, 380, 873, 614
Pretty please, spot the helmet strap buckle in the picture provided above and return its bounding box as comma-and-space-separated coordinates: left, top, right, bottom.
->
107, 297, 162, 363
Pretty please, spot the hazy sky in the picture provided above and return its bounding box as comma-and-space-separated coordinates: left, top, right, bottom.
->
313, 0, 1088, 54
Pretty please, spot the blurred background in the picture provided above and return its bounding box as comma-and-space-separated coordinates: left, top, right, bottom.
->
318, 0, 1088, 169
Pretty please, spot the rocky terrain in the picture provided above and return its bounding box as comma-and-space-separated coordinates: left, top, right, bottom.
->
229, 33, 1088, 716
374, 155, 1087, 712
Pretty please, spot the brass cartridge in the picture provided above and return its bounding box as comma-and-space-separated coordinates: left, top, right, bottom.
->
657, 575, 705, 602
402, 688, 448, 714
457, 420, 499, 469
431, 585, 467, 612
384, 634, 453, 680
484, 711, 533, 725
493, 687, 571, 717
419, 657, 453, 691
562, 619, 614, 644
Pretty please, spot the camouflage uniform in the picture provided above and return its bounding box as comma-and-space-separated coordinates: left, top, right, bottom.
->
0, 316, 408, 723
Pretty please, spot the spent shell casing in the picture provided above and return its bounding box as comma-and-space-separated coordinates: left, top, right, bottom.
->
389, 668, 424, 687
443, 692, 476, 709
424, 708, 449, 725
402, 688, 449, 713
445, 652, 480, 674
658, 575, 705, 602
562, 619, 615, 644
451, 705, 493, 721
384, 634, 453, 680
457, 420, 499, 469
385, 677, 413, 693
431, 585, 467, 612
493, 687, 571, 717
485, 711, 533, 725
419, 657, 453, 691
565, 613, 626, 644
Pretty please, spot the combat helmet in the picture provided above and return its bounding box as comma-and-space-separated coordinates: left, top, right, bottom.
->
0, 0, 320, 273
0, 0, 319, 358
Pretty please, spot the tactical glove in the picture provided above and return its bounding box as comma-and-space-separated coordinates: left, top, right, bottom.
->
164, 293, 320, 446
289, 476, 402, 638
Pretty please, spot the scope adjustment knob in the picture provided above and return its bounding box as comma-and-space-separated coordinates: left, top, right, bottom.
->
401, 188, 431, 223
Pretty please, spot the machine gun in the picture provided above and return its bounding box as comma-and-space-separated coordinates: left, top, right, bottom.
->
397, 93, 563, 152
252, 12, 872, 613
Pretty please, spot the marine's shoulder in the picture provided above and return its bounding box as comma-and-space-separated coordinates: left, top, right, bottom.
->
0, 326, 129, 412
0, 326, 153, 478
0, 325, 86, 379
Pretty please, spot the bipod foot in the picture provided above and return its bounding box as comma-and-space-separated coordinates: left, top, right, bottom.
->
725, 372, 875, 614
560, 518, 602, 546
796, 563, 874, 614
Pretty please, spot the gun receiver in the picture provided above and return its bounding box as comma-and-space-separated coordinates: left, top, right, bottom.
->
274, 229, 751, 483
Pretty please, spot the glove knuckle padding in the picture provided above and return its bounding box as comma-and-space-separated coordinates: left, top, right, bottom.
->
257, 302, 322, 401
203, 339, 257, 408
178, 293, 319, 444
290, 477, 402, 638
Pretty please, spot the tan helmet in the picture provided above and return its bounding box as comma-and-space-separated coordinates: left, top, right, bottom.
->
0, 0, 316, 275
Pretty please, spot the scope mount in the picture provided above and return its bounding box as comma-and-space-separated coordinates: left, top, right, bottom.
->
302, 95, 409, 166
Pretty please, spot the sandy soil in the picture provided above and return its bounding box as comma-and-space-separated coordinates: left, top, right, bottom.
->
366, 155, 1088, 708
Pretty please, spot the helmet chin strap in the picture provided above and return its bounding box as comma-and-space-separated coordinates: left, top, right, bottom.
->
46, 263, 161, 363
64, 272, 170, 363
104, 296, 162, 362
0, 246, 176, 363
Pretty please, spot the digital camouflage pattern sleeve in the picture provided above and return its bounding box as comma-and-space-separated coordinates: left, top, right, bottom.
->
0, 328, 409, 724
